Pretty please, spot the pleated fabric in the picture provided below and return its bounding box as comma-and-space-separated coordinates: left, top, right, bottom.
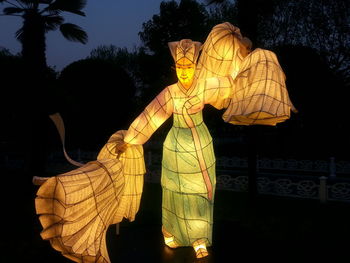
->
161, 112, 215, 247
196, 22, 296, 125
222, 48, 296, 125
35, 130, 145, 263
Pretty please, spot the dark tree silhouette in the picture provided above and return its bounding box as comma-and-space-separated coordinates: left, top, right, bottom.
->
58, 58, 136, 150
274, 45, 345, 159
0, 0, 87, 76
1, 0, 88, 175
138, 0, 211, 100
206, 0, 277, 45
0, 50, 26, 156
259, 0, 350, 87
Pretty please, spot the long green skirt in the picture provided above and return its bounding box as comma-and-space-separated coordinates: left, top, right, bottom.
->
161, 112, 216, 247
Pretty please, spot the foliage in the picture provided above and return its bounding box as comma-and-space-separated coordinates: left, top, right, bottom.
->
0, 48, 57, 114
58, 58, 136, 149
259, 0, 350, 85
140, 0, 211, 55
0, 0, 87, 75
204, 0, 350, 159
88, 45, 156, 106
0, 47, 12, 57
137, 0, 215, 105
1, 0, 89, 172
88, 45, 139, 79
206, 1, 238, 26
208, 0, 350, 86
0, 0, 88, 44
2, 0, 348, 160
89, 45, 130, 63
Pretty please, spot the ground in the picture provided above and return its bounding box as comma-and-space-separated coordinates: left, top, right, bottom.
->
2, 171, 350, 263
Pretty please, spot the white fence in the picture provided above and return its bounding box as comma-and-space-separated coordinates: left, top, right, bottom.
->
144, 152, 350, 203
2, 150, 350, 202
145, 152, 350, 175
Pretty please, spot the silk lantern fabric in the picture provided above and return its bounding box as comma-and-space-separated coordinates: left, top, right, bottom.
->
35, 130, 145, 263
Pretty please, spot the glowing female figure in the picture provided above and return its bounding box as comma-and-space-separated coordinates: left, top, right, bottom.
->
34, 22, 295, 262
122, 39, 236, 258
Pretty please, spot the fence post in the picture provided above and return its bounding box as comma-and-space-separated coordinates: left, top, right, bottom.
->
329, 157, 336, 178
319, 176, 328, 203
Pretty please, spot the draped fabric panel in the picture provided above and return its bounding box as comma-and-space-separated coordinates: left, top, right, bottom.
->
223, 48, 296, 125
35, 130, 145, 263
196, 22, 296, 125
34, 21, 296, 262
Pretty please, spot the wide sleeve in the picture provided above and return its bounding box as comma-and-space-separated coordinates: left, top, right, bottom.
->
203, 75, 235, 110
35, 135, 146, 263
222, 48, 297, 126
124, 87, 173, 145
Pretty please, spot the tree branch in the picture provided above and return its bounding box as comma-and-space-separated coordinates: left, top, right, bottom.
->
14, 0, 25, 9
0, 13, 21, 16
4, 0, 21, 8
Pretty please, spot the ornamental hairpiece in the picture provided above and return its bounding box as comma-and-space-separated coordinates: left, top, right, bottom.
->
168, 39, 202, 64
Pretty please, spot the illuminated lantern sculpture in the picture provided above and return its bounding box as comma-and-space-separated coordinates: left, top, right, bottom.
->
122, 22, 295, 258
34, 22, 295, 261
196, 22, 296, 124
35, 130, 146, 263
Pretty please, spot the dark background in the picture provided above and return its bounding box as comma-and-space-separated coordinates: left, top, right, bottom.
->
1, 0, 349, 262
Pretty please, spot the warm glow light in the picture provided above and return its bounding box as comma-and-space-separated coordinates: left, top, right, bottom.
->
123, 23, 295, 259
35, 22, 295, 262
196, 22, 296, 124
193, 240, 209, 259
176, 57, 196, 89
123, 38, 236, 258
35, 130, 145, 263
164, 236, 179, 249
162, 226, 179, 248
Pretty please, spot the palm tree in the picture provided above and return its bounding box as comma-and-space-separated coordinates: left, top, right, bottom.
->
0, 0, 88, 76
1, 0, 88, 175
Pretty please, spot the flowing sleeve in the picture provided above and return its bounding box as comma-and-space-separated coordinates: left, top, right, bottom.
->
196, 22, 295, 126
124, 87, 173, 145
203, 75, 235, 109
35, 131, 146, 263
222, 48, 297, 126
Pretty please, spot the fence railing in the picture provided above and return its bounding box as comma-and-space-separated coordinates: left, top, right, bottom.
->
2, 150, 350, 203
145, 152, 350, 175
144, 152, 350, 203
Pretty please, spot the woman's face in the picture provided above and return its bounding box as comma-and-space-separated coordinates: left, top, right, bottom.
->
176, 57, 196, 87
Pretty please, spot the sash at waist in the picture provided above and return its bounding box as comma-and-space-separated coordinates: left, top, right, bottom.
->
173, 112, 203, 128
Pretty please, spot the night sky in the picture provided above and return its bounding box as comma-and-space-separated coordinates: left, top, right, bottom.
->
0, 0, 207, 71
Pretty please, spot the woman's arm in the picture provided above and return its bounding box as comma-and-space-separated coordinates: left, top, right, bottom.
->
203, 75, 235, 109
124, 87, 173, 145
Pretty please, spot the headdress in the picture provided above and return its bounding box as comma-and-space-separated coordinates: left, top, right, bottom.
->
168, 39, 202, 63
